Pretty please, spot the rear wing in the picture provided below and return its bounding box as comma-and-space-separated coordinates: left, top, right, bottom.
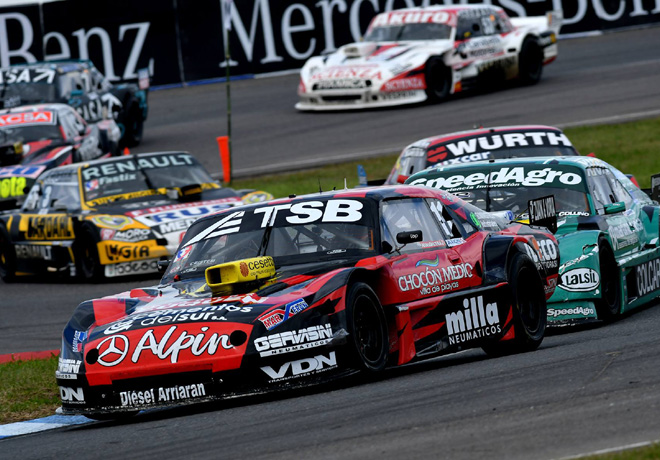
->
509, 10, 562, 36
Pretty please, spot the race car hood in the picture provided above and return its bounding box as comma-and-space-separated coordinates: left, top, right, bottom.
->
303, 40, 452, 88
60, 261, 356, 385
87, 191, 245, 246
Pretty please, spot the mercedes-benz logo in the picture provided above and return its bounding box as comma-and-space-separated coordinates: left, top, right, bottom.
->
96, 335, 130, 367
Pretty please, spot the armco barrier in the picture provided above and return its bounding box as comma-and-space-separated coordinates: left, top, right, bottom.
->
0, 0, 658, 89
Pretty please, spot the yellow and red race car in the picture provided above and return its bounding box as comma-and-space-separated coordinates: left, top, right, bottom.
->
0, 151, 272, 281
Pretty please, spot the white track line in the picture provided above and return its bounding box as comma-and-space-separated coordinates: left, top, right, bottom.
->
0, 415, 93, 439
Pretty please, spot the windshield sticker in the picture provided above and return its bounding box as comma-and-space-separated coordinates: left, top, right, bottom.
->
81, 153, 195, 182
410, 167, 583, 191
0, 68, 56, 85
254, 199, 363, 228
371, 11, 451, 27
430, 131, 572, 162
0, 111, 55, 127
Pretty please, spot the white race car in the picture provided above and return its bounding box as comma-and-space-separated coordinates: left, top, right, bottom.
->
296, 4, 561, 111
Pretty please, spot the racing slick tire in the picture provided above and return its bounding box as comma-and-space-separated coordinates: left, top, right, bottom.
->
0, 225, 16, 282
482, 252, 546, 356
76, 224, 104, 282
346, 282, 389, 372
595, 238, 621, 322
518, 37, 543, 85
424, 58, 452, 103
122, 102, 144, 147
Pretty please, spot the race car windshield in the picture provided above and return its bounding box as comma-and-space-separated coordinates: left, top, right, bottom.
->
364, 23, 452, 41
0, 124, 63, 145
163, 198, 378, 282
0, 83, 58, 104
413, 165, 591, 219
486, 145, 578, 159
80, 153, 214, 204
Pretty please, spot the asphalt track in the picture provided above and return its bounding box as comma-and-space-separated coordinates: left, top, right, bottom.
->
2, 26, 660, 459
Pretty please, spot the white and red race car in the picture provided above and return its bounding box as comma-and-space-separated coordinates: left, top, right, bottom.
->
296, 4, 561, 111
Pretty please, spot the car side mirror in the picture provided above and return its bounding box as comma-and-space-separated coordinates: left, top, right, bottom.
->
396, 230, 423, 245
604, 202, 625, 215
70, 89, 84, 97
157, 259, 170, 272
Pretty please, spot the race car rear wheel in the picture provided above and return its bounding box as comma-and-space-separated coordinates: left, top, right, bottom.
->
425, 58, 452, 102
346, 282, 388, 372
76, 224, 103, 282
595, 238, 621, 322
0, 225, 16, 282
518, 37, 543, 85
482, 252, 546, 356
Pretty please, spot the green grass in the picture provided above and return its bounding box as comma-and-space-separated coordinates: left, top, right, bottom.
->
580, 443, 660, 459
2, 117, 660, 427
229, 117, 660, 196
0, 355, 60, 424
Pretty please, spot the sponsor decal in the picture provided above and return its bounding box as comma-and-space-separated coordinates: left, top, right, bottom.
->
370, 11, 451, 27
415, 256, 439, 267
111, 228, 151, 243
105, 259, 159, 277
81, 153, 194, 182
419, 240, 446, 249
445, 238, 465, 248
0, 68, 56, 85
90, 215, 133, 230
610, 221, 642, 250
435, 131, 572, 160
558, 211, 590, 217
0, 111, 54, 127
84, 179, 99, 192
58, 358, 81, 373
559, 268, 600, 292
636, 258, 660, 297
59, 386, 85, 404
0, 176, 27, 199
105, 306, 249, 333
0, 165, 46, 179
14, 244, 52, 260
175, 245, 193, 262
25, 215, 73, 240
524, 237, 559, 270
254, 324, 333, 357
261, 351, 338, 382
314, 79, 368, 90
528, 195, 557, 233
398, 262, 473, 295
72, 331, 87, 353
104, 244, 150, 262
95, 326, 234, 367
254, 199, 363, 228
446, 296, 501, 345
382, 76, 425, 92
258, 298, 309, 330
311, 66, 382, 81
120, 383, 207, 407
133, 200, 240, 227
547, 306, 595, 318
136, 297, 262, 314
411, 167, 583, 191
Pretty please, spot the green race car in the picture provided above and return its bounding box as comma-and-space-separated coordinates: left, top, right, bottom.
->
406, 156, 660, 324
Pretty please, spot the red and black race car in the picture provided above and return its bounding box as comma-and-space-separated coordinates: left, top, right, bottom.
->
57, 185, 559, 418
385, 125, 579, 185
0, 103, 120, 210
